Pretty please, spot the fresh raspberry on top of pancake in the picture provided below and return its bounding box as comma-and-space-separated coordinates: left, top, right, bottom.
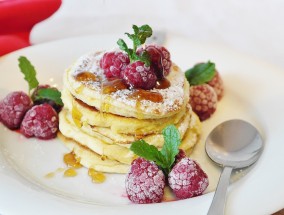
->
100, 51, 130, 79
137, 44, 172, 79
121, 61, 157, 90
116, 24, 171, 90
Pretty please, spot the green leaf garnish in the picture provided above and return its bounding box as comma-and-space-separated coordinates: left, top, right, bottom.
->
130, 139, 167, 169
34, 88, 63, 106
18, 56, 39, 94
160, 125, 181, 172
185, 61, 216, 85
117, 24, 152, 66
117, 39, 132, 57
130, 125, 181, 175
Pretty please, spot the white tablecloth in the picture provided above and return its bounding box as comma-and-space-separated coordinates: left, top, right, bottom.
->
31, 0, 284, 70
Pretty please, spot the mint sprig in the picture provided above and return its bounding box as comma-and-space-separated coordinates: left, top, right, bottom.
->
35, 88, 63, 106
18, 56, 63, 106
130, 125, 181, 175
185, 61, 216, 85
18, 56, 39, 94
130, 139, 167, 168
117, 24, 152, 66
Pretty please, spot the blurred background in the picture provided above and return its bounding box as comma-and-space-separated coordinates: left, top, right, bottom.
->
30, 0, 284, 70
1, 0, 284, 70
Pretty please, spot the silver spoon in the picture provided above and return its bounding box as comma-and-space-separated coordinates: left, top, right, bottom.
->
205, 119, 264, 215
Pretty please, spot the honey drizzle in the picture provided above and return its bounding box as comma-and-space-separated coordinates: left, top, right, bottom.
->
64, 168, 77, 177
88, 168, 106, 183
63, 151, 82, 177
155, 78, 171, 89
45, 168, 64, 179
74, 71, 98, 82
71, 101, 83, 128
75, 85, 84, 94
44, 146, 107, 183
129, 89, 163, 103
63, 151, 82, 169
102, 79, 128, 94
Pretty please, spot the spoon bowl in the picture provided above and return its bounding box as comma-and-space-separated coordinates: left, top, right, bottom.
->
205, 119, 263, 215
206, 119, 263, 168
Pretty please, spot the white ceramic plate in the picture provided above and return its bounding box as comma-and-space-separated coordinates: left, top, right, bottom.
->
1, 34, 284, 215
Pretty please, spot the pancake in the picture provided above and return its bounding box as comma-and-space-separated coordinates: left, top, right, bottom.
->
59, 106, 200, 165
58, 111, 201, 173
64, 51, 189, 119
61, 87, 187, 135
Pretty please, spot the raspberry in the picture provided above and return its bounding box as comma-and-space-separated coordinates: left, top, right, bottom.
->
207, 71, 224, 100
168, 157, 209, 199
31, 85, 63, 112
189, 84, 217, 121
125, 157, 165, 204
20, 104, 59, 140
100, 51, 130, 79
0, 91, 32, 129
174, 149, 187, 164
121, 61, 157, 90
137, 45, 172, 79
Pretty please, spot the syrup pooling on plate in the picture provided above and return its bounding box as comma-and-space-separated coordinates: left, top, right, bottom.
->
63, 152, 107, 181
63, 151, 82, 168
88, 168, 106, 183
64, 168, 78, 177
45, 168, 64, 179
63, 151, 82, 177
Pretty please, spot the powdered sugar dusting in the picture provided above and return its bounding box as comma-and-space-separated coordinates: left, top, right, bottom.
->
168, 157, 209, 199
125, 158, 165, 203
0, 91, 32, 129
68, 51, 187, 116
20, 104, 59, 140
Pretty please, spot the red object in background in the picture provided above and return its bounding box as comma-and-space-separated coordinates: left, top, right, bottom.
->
0, 0, 62, 56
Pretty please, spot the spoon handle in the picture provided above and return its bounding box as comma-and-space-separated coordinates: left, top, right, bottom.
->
207, 166, 233, 215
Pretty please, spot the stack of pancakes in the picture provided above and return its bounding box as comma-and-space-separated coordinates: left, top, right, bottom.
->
59, 51, 201, 173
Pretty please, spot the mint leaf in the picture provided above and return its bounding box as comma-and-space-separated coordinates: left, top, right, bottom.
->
185, 61, 216, 85
18, 56, 39, 94
133, 24, 152, 45
117, 39, 132, 57
130, 140, 167, 169
34, 88, 63, 106
130, 125, 181, 175
117, 24, 152, 66
160, 125, 181, 173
